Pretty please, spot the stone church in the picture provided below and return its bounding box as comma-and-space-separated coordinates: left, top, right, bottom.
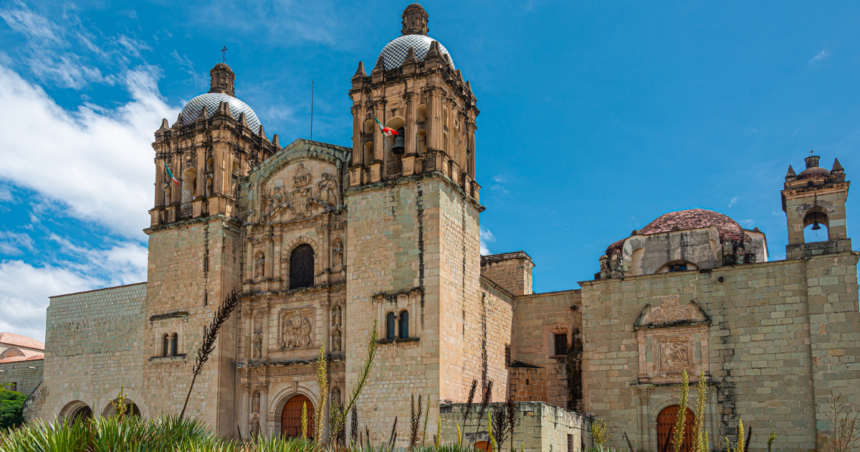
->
22, 4, 859, 451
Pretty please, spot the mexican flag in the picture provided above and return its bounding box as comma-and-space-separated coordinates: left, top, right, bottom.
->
163, 161, 179, 186
374, 117, 399, 136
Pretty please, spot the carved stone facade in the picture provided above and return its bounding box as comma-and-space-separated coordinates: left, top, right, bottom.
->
24, 5, 859, 452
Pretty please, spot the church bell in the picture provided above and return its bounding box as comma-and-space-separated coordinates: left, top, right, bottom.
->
391, 128, 405, 155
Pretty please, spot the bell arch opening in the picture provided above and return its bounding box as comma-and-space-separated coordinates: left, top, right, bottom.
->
803, 208, 830, 243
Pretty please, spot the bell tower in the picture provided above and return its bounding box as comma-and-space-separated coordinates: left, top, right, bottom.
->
782, 152, 851, 259
344, 4, 501, 444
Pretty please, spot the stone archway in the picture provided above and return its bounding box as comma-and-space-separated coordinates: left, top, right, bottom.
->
280, 394, 315, 439
656, 405, 695, 452
60, 401, 93, 424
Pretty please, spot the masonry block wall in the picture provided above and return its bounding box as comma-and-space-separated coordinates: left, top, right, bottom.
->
30, 284, 146, 419
143, 217, 242, 435
0, 359, 43, 398
510, 290, 581, 409
580, 252, 860, 452
481, 252, 534, 296
441, 402, 584, 452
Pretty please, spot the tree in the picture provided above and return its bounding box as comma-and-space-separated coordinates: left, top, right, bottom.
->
0, 383, 27, 429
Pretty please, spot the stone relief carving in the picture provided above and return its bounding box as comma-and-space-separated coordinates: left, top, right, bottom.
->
639, 295, 708, 326
293, 163, 312, 188
317, 172, 338, 208
660, 341, 690, 370
290, 188, 312, 218
279, 308, 314, 349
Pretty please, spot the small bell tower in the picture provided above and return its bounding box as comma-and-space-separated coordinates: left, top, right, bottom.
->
782, 152, 851, 259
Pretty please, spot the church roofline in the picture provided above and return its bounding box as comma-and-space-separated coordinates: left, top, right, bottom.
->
49, 282, 146, 299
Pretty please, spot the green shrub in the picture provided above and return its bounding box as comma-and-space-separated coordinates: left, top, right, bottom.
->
0, 384, 26, 429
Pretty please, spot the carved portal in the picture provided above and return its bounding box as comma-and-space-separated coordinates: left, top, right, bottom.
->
635, 295, 711, 384
279, 308, 314, 350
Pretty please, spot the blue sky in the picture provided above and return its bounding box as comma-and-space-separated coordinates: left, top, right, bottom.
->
1, 0, 858, 340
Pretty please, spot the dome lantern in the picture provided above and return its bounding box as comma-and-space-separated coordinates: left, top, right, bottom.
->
209, 63, 235, 97
401, 3, 429, 36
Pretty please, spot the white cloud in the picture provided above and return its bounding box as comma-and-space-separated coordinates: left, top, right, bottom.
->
728, 197, 738, 208
0, 186, 12, 202
0, 231, 34, 255
490, 174, 509, 194
0, 63, 179, 238
480, 227, 496, 255
741, 219, 755, 227
809, 50, 829, 64
0, 240, 147, 341
193, 0, 341, 46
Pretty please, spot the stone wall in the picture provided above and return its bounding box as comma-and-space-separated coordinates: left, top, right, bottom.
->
579, 251, 860, 452
481, 252, 534, 296
30, 283, 146, 420
511, 290, 582, 410
0, 359, 43, 397
441, 401, 584, 452
143, 216, 242, 435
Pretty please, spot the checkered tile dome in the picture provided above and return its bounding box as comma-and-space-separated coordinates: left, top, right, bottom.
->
180, 93, 261, 132
379, 34, 454, 70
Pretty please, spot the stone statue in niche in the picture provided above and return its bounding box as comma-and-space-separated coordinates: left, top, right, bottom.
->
332, 240, 344, 268
318, 172, 338, 207
331, 387, 342, 408
281, 315, 313, 349
252, 391, 260, 413
255, 252, 265, 278
331, 329, 342, 352
332, 306, 342, 327
206, 178, 214, 197
661, 342, 690, 370
249, 414, 261, 437
293, 163, 312, 188
232, 178, 238, 198
252, 334, 262, 358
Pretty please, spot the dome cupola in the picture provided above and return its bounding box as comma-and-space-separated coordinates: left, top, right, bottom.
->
377, 4, 454, 71
179, 63, 261, 131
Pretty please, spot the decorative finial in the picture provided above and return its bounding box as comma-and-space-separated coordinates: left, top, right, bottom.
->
221, 46, 228, 63
809, 150, 815, 157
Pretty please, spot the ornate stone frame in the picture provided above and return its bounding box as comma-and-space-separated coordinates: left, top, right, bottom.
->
277, 306, 315, 350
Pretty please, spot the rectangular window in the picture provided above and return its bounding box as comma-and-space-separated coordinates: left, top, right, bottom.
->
505, 345, 511, 367
9, 382, 17, 392
554, 333, 568, 356
567, 434, 573, 452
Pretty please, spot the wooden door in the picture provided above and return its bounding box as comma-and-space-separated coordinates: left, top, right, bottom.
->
474, 441, 491, 451
281, 395, 315, 439
656, 406, 696, 452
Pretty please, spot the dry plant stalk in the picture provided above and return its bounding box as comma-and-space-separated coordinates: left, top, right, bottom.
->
463, 379, 478, 425
474, 380, 494, 441
410, 394, 423, 447
828, 390, 860, 452
506, 392, 517, 452
422, 394, 431, 445
672, 370, 690, 452
492, 403, 508, 447
180, 288, 240, 420
388, 416, 399, 450
435, 416, 442, 448
314, 344, 328, 442
693, 371, 707, 452
350, 406, 359, 445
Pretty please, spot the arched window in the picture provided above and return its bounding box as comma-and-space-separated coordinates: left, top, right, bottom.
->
803, 209, 830, 243
386, 312, 396, 341
630, 248, 645, 276
398, 311, 409, 339
289, 244, 315, 290
364, 141, 373, 165
182, 168, 197, 203
162, 334, 169, 357
170, 333, 178, 356
416, 105, 427, 123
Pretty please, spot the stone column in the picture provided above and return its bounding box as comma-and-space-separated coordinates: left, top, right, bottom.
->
261, 305, 271, 360
405, 92, 416, 155
196, 147, 206, 197
426, 88, 440, 151
351, 105, 363, 166
155, 157, 165, 206
372, 102, 384, 162
240, 383, 251, 437
257, 384, 269, 438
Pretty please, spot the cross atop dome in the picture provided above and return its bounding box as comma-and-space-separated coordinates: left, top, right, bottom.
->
401, 3, 429, 36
